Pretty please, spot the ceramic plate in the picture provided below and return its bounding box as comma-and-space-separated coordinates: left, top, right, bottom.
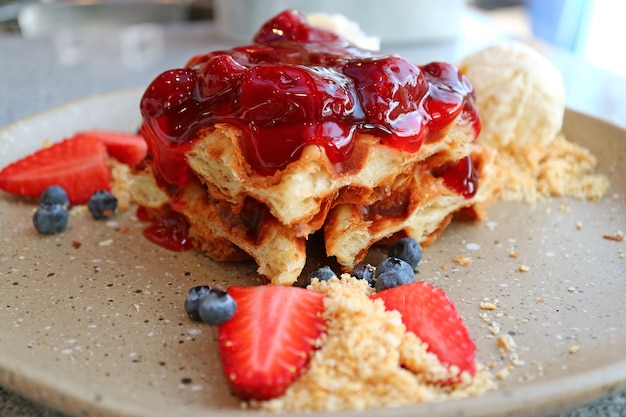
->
0, 88, 625, 417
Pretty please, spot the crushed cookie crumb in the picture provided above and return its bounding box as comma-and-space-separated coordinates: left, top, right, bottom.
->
508, 250, 519, 258
494, 134, 609, 203
488, 321, 501, 335
509, 352, 525, 367
575, 221, 583, 230
569, 345, 580, 354
453, 255, 472, 266
497, 334, 517, 351
254, 276, 496, 412
518, 264, 530, 272
479, 300, 497, 311
495, 367, 510, 380
494, 332, 525, 381
479, 312, 491, 323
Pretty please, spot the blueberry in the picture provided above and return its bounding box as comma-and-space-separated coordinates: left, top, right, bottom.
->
353, 263, 375, 287
88, 190, 118, 219
375, 270, 414, 291
376, 257, 414, 279
33, 203, 68, 234
184, 285, 212, 321
40, 185, 69, 208
307, 265, 337, 282
388, 237, 422, 269
198, 288, 237, 325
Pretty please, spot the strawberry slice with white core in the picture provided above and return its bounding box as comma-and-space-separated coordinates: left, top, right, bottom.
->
0, 136, 110, 205
371, 281, 477, 377
218, 285, 326, 400
74, 130, 147, 167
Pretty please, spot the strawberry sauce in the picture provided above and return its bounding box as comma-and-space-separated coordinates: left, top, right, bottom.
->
432, 156, 478, 198
140, 10, 480, 198
141, 210, 194, 252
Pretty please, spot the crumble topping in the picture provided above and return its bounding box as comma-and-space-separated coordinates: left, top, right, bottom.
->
255, 276, 496, 412
495, 134, 609, 203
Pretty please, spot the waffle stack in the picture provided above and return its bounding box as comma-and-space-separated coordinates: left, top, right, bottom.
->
130, 10, 501, 285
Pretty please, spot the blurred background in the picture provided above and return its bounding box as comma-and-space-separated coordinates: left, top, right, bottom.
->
0, 0, 624, 132
0, 0, 623, 77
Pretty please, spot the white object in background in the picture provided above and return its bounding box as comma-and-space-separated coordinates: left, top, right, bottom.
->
459, 41, 566, 152
213, 0, 465, 45
307, 12, 380, 51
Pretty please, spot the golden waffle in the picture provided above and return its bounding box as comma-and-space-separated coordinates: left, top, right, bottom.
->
130, 119, 499, 285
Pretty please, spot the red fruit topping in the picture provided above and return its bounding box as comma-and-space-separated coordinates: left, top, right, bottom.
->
0, 136, 110, 204
343, 55, 428, 151
135, 205, 155, 221
74, 130, 147, 167
238, 65, 357, 171
218, 285, 326, 400
371, 281, 476, 377
253, 9, 340, 44
197, 54, 247, 101
421, 62, 479, 134
432, 156, 478, 198
140, 10, 479, 180
141, 210, 193, 252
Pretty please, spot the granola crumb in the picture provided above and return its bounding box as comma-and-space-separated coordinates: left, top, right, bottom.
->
254, 275, 496, 412
98, 238, 114, 247
497, 334, 517, 351
479, 300, 498, 311
453, 255, 472, 266
508, 250, 519, 258
488, 321, 501, 335
495, 367, 510, 380
495, 134, 609, 203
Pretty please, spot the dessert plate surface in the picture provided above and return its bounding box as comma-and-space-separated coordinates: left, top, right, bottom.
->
0, 88, 625, 417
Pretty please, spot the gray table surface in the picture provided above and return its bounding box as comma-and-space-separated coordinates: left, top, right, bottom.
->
1, 12, 625, 417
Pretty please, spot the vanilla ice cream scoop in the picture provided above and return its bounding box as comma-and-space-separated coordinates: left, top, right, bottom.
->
307, 12, 381, 51
459, 41, 565, 152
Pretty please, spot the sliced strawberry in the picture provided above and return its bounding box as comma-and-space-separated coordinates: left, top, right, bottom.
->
370, 281, 476, 377
74, 130, 147, 167
218, 285, 326, 400
0, 136, 110, 205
